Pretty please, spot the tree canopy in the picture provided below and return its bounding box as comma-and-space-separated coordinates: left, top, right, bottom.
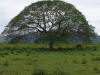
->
2, 0, 96, 49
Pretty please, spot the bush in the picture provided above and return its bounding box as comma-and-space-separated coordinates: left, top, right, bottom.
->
32, 69, 46, 75
82, 60, 87, 64
76, 44, 82, 49
82, 53, 85, 56
93, 47, 97, 50
94, 67, 100, 73
52, 68, 70, 75
92, 57, 100, 61
0, 70, 4, 75
3, 60, 10, 66
73, 59, 78, 64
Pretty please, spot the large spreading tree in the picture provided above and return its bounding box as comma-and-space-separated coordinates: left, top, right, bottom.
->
2, 0, 96, 49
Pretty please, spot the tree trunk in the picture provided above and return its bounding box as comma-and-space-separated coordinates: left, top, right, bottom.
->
49, 41, 53, 50
47, 33, 54, 50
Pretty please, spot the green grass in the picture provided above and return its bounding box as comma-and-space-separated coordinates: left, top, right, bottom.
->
0, 43, 100, 75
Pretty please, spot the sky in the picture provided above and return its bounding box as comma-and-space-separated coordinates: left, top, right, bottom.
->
0, 0, 100, 35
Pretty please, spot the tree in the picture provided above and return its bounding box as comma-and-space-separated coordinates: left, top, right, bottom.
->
2, 0, 96, 49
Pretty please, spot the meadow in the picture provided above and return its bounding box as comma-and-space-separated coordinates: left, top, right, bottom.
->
0, 43, 100, 75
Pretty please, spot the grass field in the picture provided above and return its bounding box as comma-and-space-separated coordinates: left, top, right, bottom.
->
0, 43, 100, 75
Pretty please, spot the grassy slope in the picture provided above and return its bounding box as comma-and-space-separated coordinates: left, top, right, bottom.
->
0, 43, 100, 75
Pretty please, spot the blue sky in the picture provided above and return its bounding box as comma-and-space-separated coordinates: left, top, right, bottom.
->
0, 0, 100, 35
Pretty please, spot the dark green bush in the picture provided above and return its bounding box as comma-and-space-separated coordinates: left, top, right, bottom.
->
32, 69, 46, 75
92, 57, 100, 61
82, 60, 87, 64
3, 60, 10, 66
94, 67, 100, 73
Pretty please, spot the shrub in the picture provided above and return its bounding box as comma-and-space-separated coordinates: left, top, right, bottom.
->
27, 61, 32, 65
1, 55, 4, 58
15, 53, 18, 55
91, 53, 95, 56
82, 60, 87, 64
73, 59, 78, 64
0, 70, 4, 75
3, 60, 10, 66
32, 69, 46, 75
94, 67, 100, 73
92, 57, 100, 61
26, 54, 30, 56
52, 68, 70, 75
93, 47, 97, 50
57, 47, 64, 51
94, 67, 98, 71
82, 53, 85, 56
76, 44, 82, 49
4, 52, 9, 55
11, 51, 14, 54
